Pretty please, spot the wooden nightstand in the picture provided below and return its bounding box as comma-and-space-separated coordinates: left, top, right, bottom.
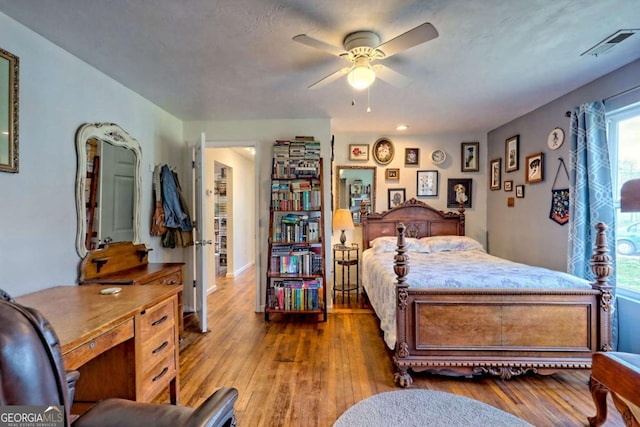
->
333, 243, 359, 303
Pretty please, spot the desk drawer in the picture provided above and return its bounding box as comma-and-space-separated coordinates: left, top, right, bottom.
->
141, 271, 182, 286
141, 352, 177, 402
141, 326, 176, 373
64, 319, 134, 371
139, 299, 175, 336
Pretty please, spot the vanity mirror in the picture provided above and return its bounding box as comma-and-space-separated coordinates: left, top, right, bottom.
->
0, 47, 19, 173
75, 123, 142, 258
335, 166, 376, 225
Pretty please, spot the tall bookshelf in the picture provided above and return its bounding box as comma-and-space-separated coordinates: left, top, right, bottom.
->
265, 138, 326, 321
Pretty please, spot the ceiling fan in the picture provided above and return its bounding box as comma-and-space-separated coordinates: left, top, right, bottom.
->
293, 22, 438, 90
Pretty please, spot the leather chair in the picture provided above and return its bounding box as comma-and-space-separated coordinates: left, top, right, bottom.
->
0, 293, 238, 427
589, 351, 640, 426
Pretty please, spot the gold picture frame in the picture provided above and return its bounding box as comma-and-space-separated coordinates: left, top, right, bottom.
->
490, 158, 501, 190
349, 144, 369, 161
525, 152, 544, 184
372, 138, 394, 165
385, 168, 399, 180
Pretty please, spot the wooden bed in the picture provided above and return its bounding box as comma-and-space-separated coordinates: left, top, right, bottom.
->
361, 198, 613, 387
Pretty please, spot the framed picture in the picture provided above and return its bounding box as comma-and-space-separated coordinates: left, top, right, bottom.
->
417, 170, 438, 197
504, 180, 513, 192
385, 168, 399, 181
349, 144, 369, 161
507, 197, 515, 207
405, 148, 419, 165
505, 135, 519, 172
388, 188, 406, 209
372, 137, 394, 165
447, 178, 472, 208
516, 185, 525, 198
525, 152, 544, 184
490, 158, 501, 190
461, 142, 479, 172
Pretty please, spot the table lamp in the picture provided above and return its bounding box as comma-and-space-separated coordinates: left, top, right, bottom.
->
333, 209, 355, 246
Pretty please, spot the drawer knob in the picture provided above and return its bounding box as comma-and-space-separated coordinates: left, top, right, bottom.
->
151, 315, 168, 327
152, 340, 169, 354
89, 341, 95, 349
168, 279, 177, 285
152, 367, 169, 382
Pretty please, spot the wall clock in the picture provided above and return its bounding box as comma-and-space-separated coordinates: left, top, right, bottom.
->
547, 127, 565, 150
372, 138, 395, 165
431, 149, 446, 165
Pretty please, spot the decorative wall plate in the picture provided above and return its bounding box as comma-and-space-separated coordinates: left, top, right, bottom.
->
372, 138, 394, 165
547, 127, 565, 150
431, 149, 446, 165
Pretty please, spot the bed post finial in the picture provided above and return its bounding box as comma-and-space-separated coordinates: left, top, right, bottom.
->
591, 222, 613, 352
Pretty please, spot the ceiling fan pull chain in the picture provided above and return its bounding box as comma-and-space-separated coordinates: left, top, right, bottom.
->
367, 87, 372, 113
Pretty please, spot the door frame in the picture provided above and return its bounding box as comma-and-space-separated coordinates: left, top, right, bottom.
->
204, 139, 261, 312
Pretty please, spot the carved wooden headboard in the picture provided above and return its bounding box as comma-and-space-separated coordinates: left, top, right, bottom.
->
362, 198, 465, 249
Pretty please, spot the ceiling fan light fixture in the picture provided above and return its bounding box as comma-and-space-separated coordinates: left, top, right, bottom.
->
347, 60, 376, 90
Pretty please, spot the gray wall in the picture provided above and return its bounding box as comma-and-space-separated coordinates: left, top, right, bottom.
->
487, 59, 640, 270
487, 59, 640, 352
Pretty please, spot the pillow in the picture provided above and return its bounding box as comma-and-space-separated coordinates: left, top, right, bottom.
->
370, 236, 424, 253
419, 235, 484, 253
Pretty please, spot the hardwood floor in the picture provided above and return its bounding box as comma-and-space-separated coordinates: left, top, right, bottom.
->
169, 266, 625, 426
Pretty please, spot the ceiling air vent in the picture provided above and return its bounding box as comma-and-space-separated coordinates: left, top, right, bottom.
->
581, 29, 639, 57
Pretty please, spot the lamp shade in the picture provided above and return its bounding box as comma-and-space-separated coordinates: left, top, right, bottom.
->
347, 58, 376, 90
333, 209, 355, 231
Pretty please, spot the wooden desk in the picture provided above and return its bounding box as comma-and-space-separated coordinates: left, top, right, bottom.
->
18, 284, 182, 407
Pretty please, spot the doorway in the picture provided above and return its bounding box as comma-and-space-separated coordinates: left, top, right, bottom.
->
205, 146, 256, 286
214, 162, 229, 277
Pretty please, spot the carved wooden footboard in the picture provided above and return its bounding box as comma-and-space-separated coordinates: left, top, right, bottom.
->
361, 199, 613, 387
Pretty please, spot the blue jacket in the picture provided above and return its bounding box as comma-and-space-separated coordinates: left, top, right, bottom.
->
161, 165, 193, 231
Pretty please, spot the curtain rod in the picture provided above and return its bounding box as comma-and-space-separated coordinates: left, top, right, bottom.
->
565, 84, 640, 117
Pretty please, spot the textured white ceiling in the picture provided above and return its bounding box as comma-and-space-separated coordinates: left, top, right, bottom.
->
1, 0, 639, 135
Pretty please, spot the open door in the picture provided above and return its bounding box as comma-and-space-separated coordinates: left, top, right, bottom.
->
184, 133, 210, 333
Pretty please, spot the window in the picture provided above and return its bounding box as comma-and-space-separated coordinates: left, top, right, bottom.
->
608, 102, 640, 296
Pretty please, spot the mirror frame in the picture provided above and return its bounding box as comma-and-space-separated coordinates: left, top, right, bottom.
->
75, 123, 142, 258
0, 47, 19, 173
335, 165, 377, 225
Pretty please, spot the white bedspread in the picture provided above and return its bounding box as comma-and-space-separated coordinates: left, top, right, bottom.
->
362, 248, 592, 350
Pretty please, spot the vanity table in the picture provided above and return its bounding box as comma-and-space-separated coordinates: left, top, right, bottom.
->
17, 283, 182, 409
79, 241, 185, 338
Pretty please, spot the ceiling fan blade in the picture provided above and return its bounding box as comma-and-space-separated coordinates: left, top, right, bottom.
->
308, 67, 351, 90
372, 64, 411, 88
376, 22, 438, 58
292, 34, 346, 57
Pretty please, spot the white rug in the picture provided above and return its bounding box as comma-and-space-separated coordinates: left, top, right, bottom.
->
333, 390, 533, 427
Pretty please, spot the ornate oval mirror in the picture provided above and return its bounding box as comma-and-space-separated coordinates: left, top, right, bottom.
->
335, 166, 376, 225
0, 47, 19, 173
75, 123, 142, 258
